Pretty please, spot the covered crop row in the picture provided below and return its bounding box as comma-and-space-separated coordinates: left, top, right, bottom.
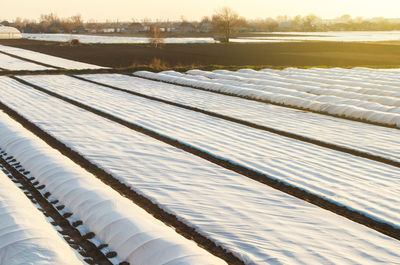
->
81, 73, 400, 163
0, 111, 225, 265
0, 52, 51, 71
188, 69, 400, 105
2, 75, 400, 264
0, 169, 84, 265
0, 45, 104, 70
134, 70, 400, 128
17, 74, 400, 230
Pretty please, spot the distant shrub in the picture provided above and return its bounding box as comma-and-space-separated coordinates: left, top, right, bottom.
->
69, 38, 81, 46
149, 57, 168, 70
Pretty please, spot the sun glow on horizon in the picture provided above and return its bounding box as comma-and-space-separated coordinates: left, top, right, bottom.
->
2, 0, 400, 22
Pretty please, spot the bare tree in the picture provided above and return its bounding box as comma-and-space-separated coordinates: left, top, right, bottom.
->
301, 14, 322, 31
70, 15, 83, 31
147, 25, 164, 48
211, 7, 246, 43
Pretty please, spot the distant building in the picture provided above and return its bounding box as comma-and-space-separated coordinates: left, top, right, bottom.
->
199, 22, 212, 33
176, 22, 197, 33
102, 28, 115, 33
128, 22, 146, 33
0, 25, 22, 39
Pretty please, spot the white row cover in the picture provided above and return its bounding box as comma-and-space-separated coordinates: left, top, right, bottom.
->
134, 70, 400, 128
0, 45, 104, 70
244, 31, 400, 42
21, 31, 400, 43
17, 74, 400, 229
3, 76, 400, 264
0, 111, 226, 265
187, 69, 400, 106
20, 33, 293, 44
0, 52, 51, 71
271, 67, 400, 89
167, 69, 400, 115
80, 73, 400, 163
23, 33, 216, 44
0, 170, 84, 265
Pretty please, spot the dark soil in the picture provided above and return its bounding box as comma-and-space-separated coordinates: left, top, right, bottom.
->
1, 38, 400, 68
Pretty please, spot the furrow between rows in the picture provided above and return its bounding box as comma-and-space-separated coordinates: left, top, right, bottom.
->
0, 152, 114, 265
11, 75, 400, 237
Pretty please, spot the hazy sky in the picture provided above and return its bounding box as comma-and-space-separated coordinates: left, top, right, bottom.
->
2, 0, 400, 21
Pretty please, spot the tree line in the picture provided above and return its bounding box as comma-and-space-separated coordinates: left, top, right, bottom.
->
2, 8, 400, 42
3, 14, 85, 34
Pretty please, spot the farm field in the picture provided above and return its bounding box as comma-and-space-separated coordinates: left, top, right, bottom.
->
80, 73, 400, 162
2, 38, 400, 68
0, 111, 224, 265
135, 69, 400, 128
0, 44, 399, 264
10, 74, 400, 227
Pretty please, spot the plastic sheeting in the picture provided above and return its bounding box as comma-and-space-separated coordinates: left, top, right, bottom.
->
189, 69, 400, 107
0, 45, 104, 70
134, 70, 400, 128
2, 77, 400, 264
80, 73, 400, 162
0, 52, 51, 71
0, 171, 84, 265
0, 112, 226, 265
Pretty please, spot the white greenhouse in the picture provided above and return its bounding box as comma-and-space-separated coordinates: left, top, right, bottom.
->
0, 25, 22, 39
